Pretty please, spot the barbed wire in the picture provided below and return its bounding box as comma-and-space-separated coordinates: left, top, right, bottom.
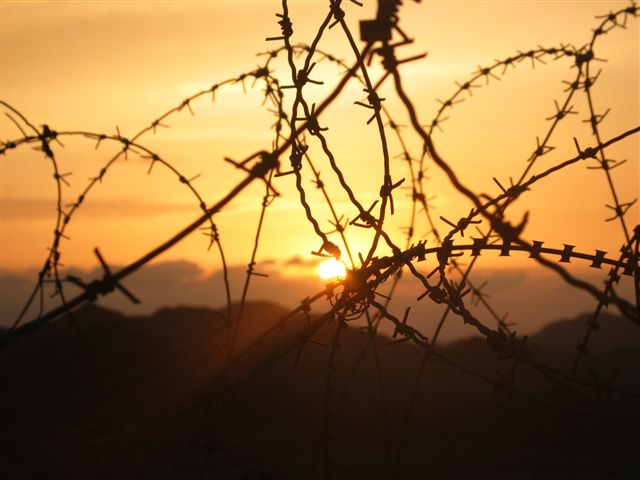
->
1, 0, 639, 478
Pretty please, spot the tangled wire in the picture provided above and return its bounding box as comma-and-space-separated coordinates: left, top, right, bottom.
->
1, 1, 639, 478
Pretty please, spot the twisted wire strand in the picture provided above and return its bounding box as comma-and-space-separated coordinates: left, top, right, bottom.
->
1, 1, 639, 478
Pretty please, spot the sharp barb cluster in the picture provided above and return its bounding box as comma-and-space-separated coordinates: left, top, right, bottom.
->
1, 1, 638, 478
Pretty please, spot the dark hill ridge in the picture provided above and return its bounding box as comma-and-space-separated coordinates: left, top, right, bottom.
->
531, 311, 640, 353
1, 302, 292, 425
1, 303, 639, 479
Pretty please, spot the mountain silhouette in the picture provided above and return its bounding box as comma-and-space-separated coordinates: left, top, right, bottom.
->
1, 303, 638, 479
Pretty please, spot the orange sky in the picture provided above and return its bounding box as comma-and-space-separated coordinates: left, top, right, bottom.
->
1, 1, 638, 330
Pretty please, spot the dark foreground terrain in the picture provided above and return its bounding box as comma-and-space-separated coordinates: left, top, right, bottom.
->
1, 302, 639, 479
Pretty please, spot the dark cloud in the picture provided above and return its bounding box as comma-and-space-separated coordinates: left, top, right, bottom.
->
475, 268, 527, 291
283, 255, 320, 267
1, 260, 632, 343
0, 270, 31, 288
1, 260, 325, 330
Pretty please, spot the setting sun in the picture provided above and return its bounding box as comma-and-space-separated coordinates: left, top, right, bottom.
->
317, 258, 347, 280
1, 1, 639, 478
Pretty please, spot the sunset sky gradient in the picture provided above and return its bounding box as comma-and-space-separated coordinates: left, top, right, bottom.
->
1, 1, 638, 336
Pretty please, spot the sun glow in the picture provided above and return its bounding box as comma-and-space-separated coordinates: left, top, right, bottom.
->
317, 258, 347, 280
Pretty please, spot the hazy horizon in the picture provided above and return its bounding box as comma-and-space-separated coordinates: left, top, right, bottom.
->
2, 255, 632, 344
1, 2, 639, 478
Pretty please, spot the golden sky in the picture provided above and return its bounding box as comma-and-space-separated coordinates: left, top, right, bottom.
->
1, 1, 638, 330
